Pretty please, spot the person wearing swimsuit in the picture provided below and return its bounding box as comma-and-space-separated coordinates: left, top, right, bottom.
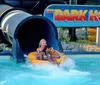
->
36, 39, 47, 60
49, 50, 60, 66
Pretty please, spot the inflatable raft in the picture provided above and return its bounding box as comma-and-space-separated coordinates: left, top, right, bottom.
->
28, 51, 67, 65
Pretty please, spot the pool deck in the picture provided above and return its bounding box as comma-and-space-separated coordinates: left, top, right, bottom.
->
0, 51, 100, 60
65, 52, 100, 54
0, 53, 100, 60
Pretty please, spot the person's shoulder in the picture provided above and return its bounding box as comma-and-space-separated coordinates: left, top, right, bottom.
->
37, 48, 40, 51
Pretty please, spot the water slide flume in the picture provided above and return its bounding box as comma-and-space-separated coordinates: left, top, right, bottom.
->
0, 4, 62, 63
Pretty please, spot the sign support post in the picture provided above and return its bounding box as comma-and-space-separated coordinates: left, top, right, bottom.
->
69, 0, 78, 42
96, 27, 100, 46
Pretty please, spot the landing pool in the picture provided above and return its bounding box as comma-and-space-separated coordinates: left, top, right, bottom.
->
0, 54, 100, 85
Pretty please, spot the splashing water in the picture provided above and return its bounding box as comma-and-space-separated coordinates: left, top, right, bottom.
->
25, 55, 76, 69
0, 56, 93, 85
59, 57, 76, 69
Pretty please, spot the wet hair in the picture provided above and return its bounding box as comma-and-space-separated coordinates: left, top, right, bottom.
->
50, 50, 58, 56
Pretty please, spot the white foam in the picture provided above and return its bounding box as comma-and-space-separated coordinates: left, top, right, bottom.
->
60, 57, 76, 69
17, 57, 90, 80
17, 63, 90, 80
0, 80, 6, 85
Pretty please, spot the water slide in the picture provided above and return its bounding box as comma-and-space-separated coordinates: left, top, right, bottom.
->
87, 28, 97, 41
0, 4, 62, 63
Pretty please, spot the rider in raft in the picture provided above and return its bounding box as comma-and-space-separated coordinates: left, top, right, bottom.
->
36, 39, 47, 60
36, 39, 60, 65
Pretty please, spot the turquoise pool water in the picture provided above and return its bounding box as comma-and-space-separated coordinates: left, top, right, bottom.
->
0, 55, 100, 85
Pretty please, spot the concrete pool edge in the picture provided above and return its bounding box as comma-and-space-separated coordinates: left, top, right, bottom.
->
0, 54, 100, 60
0, 51, 100, 60
0, 55, 11, 59
65, 52, 100, 58
65, 52, 100, 54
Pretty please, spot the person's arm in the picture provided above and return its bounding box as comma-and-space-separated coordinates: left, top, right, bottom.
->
36, 48, 43, 60
37, 48, 40, 54
56, 62, 60, 66
51, 60, 60, 66
46, 48, 50, 56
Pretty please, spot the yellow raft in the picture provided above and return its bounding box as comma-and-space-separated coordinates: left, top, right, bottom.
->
28, 51, 67, 65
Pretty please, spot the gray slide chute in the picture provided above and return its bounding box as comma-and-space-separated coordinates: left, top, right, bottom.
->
0, 4, 13, 17
0, 4, 62, 63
